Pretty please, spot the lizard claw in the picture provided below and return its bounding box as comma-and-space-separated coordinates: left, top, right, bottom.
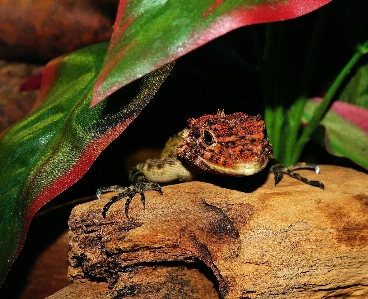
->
102, 188, 131, 219
98, 181, 163, 219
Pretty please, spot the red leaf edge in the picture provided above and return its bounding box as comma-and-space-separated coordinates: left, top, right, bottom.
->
27, 57, 65, 113
313, 97, 368, 134
18, 71, 43, 92
187, 0, 332, 51
13, 115, 136, 270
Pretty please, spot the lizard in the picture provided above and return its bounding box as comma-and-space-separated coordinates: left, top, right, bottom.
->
97, 110, 324, 218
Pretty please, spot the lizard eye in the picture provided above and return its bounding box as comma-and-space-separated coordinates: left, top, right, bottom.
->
202, 130, 215, 146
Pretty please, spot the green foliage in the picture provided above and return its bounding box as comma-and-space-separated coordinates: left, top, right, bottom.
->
339, 63, 368, 109
244, 11, 368, 166
303, 99, 368, 169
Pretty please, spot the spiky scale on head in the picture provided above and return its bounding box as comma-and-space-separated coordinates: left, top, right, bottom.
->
176, 110, 272, 176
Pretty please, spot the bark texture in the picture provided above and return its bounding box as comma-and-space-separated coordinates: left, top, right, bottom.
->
49, 165, 368, 299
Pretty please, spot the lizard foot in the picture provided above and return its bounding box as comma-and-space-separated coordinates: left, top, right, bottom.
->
270, 162, 324, 189
97, 180, 163, 219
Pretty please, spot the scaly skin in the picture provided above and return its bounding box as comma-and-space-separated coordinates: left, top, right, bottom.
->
97, 110, 323, 218
176, 110, 271, 176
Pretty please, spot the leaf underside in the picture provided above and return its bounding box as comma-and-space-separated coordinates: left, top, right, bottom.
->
91, 0, 332, 106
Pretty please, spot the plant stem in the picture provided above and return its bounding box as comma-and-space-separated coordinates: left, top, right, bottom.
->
292, 40, 368, 162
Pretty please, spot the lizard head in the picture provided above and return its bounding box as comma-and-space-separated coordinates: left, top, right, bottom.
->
176, 110, 272, 176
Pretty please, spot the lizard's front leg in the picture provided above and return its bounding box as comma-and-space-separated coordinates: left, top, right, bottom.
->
97, 167, 163, 219
97, 154, 193, 218
270, 162, 324, 189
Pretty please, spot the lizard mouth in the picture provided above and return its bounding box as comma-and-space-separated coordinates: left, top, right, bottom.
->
198, 157, 268, 176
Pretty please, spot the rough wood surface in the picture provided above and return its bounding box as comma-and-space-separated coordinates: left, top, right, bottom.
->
50, 165, 368, 299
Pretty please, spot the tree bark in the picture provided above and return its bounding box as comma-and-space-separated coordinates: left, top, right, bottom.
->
48, 165, 368, 299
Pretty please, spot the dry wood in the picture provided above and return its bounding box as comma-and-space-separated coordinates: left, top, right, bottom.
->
48, 165, 368, 299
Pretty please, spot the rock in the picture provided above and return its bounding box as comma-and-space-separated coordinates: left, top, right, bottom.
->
0, 0, 114, 62
48, 165, 368, 299
0, 60, 43, 132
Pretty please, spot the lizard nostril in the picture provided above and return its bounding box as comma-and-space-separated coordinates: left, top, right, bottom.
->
203, 130, 215, 146
193, 130, 201, 139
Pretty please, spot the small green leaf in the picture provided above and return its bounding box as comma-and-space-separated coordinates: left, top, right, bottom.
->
303, 99, 368, 169
339, 63, 368, 109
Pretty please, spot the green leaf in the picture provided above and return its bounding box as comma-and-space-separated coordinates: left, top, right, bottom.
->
0, 42, 174, 284
339, 62, 368, 109
303, 99, 368, 169
91, 0, 332, 106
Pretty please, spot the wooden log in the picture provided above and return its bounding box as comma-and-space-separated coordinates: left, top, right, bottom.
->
48, 165, 368, 299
